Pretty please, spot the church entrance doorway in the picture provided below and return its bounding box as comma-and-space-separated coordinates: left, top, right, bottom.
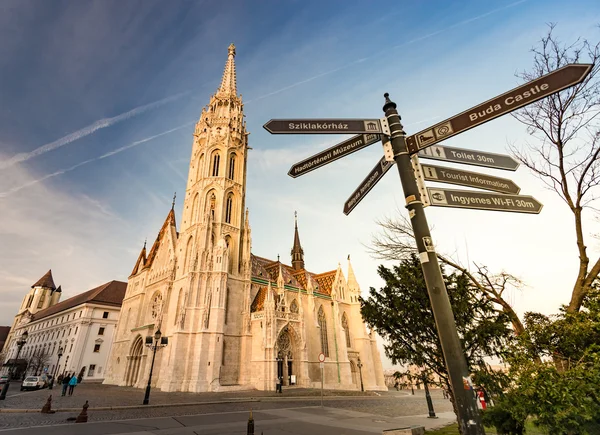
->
125, 336, 144, 387
350, 360, 359, 388
275, 325, 296, 387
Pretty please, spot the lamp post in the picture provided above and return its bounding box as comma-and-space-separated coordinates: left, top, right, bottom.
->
49, 347, 64, 390
0, 330, 28, 400
422, 372, 437, 419
357, 357, 364, 392
142, 329, 167, 405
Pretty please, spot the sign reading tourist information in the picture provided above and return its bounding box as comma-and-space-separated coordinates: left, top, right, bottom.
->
343, 156, 395, 215
405, 64, 593, 153
288, 133, 380, 177
418, 145, 519, 171
421, 163, 520, 194
263, 119, 383, 134
427, 188, 543, 214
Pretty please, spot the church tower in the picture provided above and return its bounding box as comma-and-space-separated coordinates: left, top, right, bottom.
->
158, 44, 252, 392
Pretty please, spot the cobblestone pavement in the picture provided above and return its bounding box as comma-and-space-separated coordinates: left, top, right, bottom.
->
0, 386, 453, 430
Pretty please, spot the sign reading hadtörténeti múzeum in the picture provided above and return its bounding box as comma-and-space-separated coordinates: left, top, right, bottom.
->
406, 64, 592, 153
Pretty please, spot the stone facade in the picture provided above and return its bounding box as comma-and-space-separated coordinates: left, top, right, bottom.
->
103, 44, 387, 392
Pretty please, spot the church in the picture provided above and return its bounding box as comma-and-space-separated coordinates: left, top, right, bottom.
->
103, 44, 386, 392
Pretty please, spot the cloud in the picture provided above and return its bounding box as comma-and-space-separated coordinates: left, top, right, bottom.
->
0, 122, 195, 197
0, 91, 190, 169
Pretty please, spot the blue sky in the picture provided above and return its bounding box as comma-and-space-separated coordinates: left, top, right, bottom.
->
1, 0, 599, 368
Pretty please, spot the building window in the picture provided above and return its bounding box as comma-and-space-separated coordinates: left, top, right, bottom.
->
222, 341, 226, 366
79, 311, 82, 318
317, 306, 329, 357
342, 313, 351, 349
225, 194, 233, 224
151, 293, 163, 320
25, 295, 34, 309
228, 154, 236, 180
290, 300, 299, 313
98, 327, 105, 336
224, 288, 229, 325
211, 151, 220, 176
75, 326, 78, 335
93, 344, 101, 353
102, 312, 109, 319
69, 343, 73, 352
88, 365, 96, 377
37, 291, 45, 308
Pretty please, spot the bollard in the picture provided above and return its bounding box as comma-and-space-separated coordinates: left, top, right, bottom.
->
76, 400, 89, 423
41, 395, 54, 414
247, 409, 254, 435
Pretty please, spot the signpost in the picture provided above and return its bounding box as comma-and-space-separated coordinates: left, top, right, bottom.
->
264, 119, 383, 134
418, 145, 519, 171
263, 63, 593, 435
427, 188, 542, 214
421, 163, 521, 194
343, 154, 395, 215
406, 63, 593, 153
288, 133, 380, 178
319, 353, 325, 407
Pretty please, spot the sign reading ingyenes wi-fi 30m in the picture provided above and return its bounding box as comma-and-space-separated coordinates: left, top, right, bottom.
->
427, 188, 543, 214
406, 64, 593, 154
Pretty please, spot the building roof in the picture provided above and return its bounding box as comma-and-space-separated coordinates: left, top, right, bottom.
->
31, 270, 56, 290
32, 280, 127, 322
143, 209, 176, 272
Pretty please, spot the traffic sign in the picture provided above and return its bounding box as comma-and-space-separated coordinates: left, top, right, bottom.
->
427, 188, 543, 214
406, 63, 593, 153
343, 156, 395, 215
264, 119, 383, 134
421, 163, 520, 194
418, 145, 519, 171
318, 353, 325, 363
288, 133, 381, 178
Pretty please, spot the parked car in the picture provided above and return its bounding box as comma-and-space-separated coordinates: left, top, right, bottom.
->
0, 375, 9, 384
20, 376, 46, 391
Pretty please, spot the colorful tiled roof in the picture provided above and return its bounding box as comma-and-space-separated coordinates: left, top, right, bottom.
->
250, 286, 267, 312
32, 280, 127, 321
31, 270, 56, 290
313, 270, 336, 295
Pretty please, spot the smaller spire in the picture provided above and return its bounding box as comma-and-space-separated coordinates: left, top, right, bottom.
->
291, 212, 305, 271
347, 255, 360, 292
143, 238, 147, 250
171, 192, 176, 210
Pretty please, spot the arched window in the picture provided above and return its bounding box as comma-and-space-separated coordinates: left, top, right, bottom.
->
211, 151, 220, 176
151, 292, 162, 320
191, 193, 199, 224
175, 288, 184, 325
204, 291, 212, 329
228, 154, 236, 180
317, 306, 329, 357
224, 288, 230, 325
225, 194, 233, 224
342, 313, 351, 349
184, 237, 194, 272
206, 191, 216, 219
290, 299, 299, 313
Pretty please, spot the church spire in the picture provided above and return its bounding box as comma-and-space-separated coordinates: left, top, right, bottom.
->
291, 211, 304, 271
217, 43, 237, 97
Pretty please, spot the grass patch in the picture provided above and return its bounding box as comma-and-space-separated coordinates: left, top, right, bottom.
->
426, 421, 546, 434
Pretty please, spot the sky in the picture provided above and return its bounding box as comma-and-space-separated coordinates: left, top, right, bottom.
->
1, 0, 599, 370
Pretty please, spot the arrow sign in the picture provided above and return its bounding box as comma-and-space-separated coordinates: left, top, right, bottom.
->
418, 145, 519, 171
406, 63, 593, 153
264, 119, 383, 134
421, 163, 520, 194
343, 155, 395, 215
427, 188, 542, 214
288, 133, 381, 178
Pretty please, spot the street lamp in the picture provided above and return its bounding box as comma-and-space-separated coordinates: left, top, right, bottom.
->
357, 357, 364, 392
422, 372, 437, 419
142, 329, 168, 405
49, 346, 64, 390
0, 330, 28, 400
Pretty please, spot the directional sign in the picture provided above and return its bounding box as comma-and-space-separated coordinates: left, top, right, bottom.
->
427, 188, 542, 214
288, 133, 381, 178
418, 145, 519, 171
343, 156, 395, 215
406, 63, 593, 153
264, 119, 383, 134
421, 163, 520, 194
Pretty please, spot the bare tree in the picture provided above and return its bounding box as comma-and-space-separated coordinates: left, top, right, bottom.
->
368, 213, 526, 336
510, 24, 600, 313
27, 349, 51, 376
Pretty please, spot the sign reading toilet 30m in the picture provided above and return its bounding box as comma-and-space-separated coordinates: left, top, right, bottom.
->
405, 64, 593, 154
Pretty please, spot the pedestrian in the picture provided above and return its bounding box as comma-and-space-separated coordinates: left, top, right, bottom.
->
68, 374, 78, 396
57, 374, 63, 385
61, 373, 71, 396
276, 376, 281, 393
279, 376, 284, 394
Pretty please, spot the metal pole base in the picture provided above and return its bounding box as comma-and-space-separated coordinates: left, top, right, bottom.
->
142, 385, 151, 405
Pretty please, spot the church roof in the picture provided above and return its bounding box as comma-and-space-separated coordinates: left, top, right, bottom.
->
31, 270, 56, 290
313, 270, 336, 296
32, 280, 127, 321
250, 286, 267, 312
143, 208, 176, 272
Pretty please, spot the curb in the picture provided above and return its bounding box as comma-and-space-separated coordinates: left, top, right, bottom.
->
0, 394, 380, 414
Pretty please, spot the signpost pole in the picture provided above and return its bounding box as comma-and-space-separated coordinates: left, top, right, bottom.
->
382, 93, 485, 435
321, 364, 324, 407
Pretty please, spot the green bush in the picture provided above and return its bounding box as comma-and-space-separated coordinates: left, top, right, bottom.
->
481, 405, 525, 435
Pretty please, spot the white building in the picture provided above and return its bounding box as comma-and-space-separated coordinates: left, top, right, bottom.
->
3, 270, 126, 382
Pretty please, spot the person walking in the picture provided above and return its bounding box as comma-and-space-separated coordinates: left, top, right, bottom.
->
68, 374, 78, 396
61, 373, 71, 397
